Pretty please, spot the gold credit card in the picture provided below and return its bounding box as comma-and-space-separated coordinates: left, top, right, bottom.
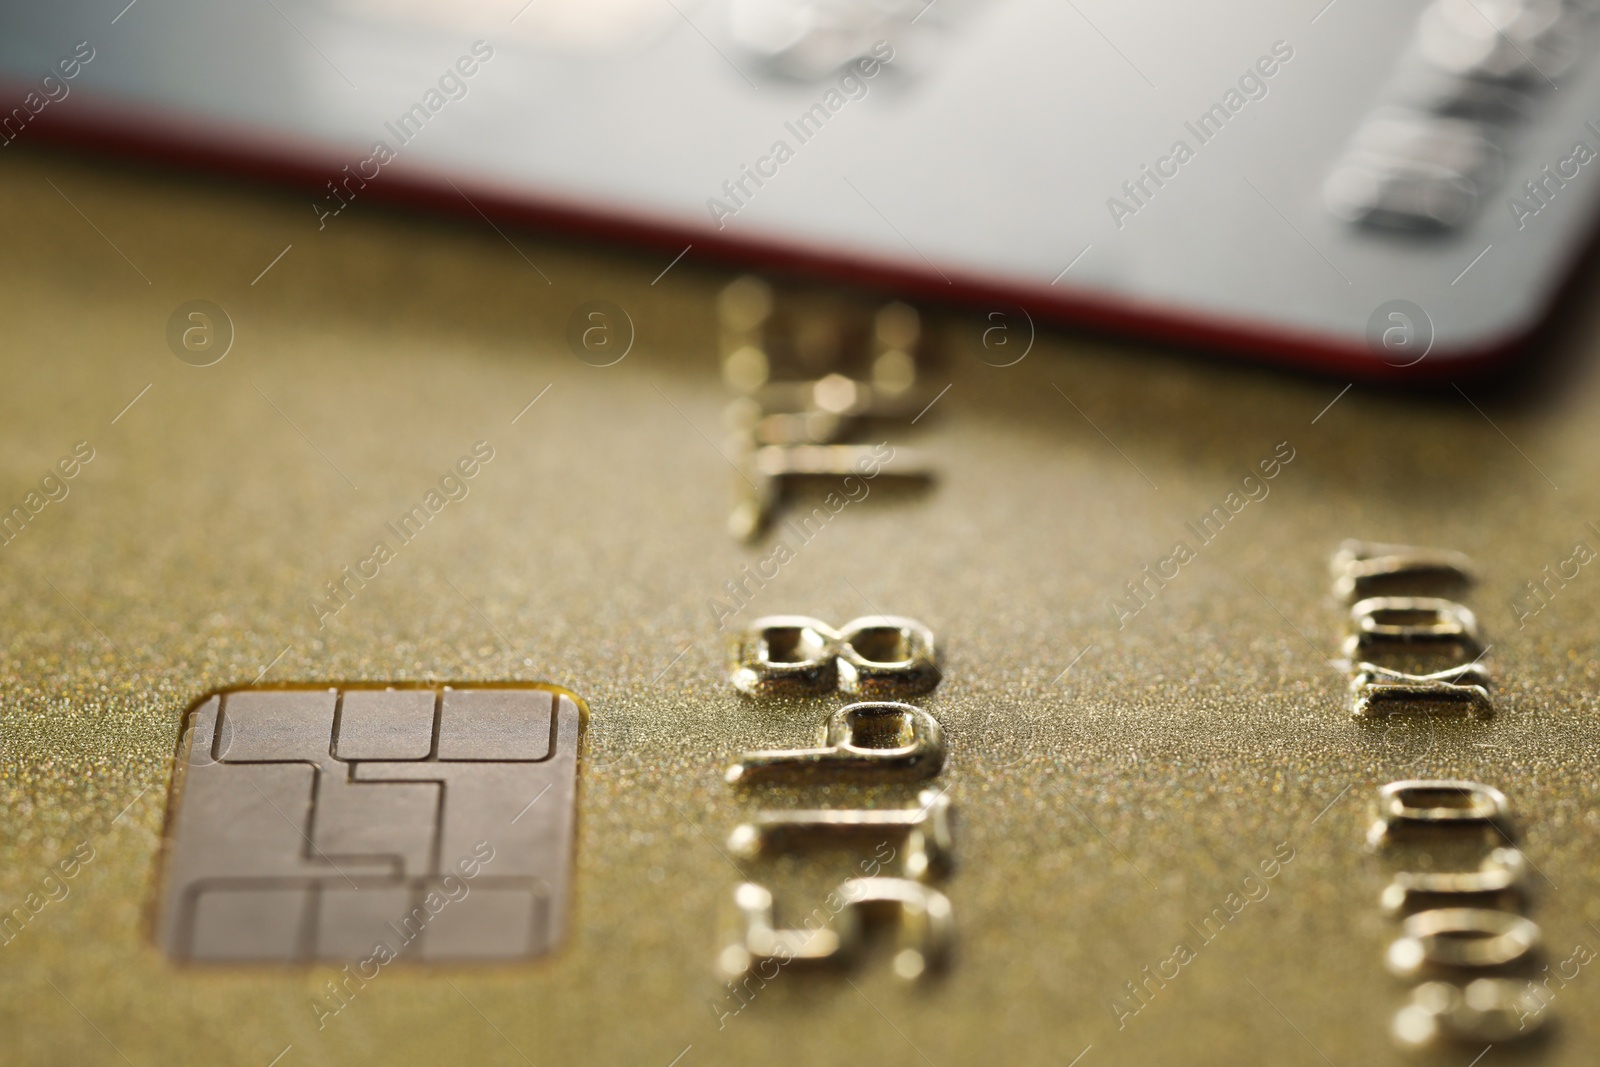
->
5, 147, 1600, 1067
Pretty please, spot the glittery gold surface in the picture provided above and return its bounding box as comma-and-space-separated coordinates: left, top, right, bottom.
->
3, 147, 1599, 1066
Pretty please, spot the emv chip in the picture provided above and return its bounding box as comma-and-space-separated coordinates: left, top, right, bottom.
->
155, 685, 582, 964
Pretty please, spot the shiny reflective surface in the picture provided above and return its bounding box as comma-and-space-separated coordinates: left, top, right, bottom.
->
7, 149, 1600, 1064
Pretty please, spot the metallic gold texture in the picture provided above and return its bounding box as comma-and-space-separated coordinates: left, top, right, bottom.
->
2, 147, 1600, 1065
